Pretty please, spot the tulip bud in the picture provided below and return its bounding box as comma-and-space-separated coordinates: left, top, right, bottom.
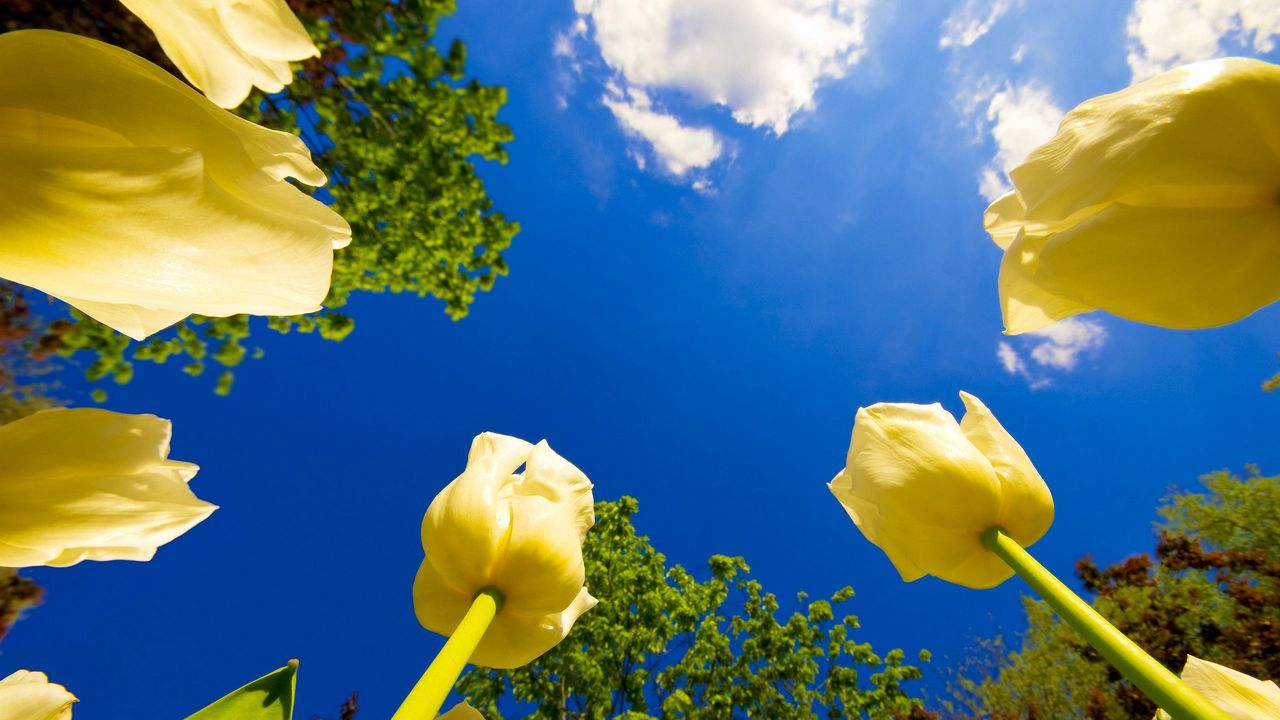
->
119, 0, 318, 109
0, 670, 76, 720
0, 30, 350, 341
1154, 656, 1280, 719
0, 408, 216, 568
413, 433, 598, 668
985, 57, 1280, 334
829, 392, 1053, 589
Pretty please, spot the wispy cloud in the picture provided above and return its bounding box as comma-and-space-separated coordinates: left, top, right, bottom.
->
974, 82, 1063, 201
998, 317, 1108, 388
1127, 0, 1280, 81
563, 0, 873, 185
939, 0, 1018, 49
601, 87, 723, 181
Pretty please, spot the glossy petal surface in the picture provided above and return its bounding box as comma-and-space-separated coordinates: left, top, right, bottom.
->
0, 31, 349, 340
0, 670, 75, 720
0, 408, 215, 568
1155, 656, 1280, 719
984, 57, 1280, 334
830, 393, 1053, 589
120, 0, 316, 108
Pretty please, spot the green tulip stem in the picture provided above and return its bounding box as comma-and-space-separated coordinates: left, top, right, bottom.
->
981, 528, 1228, 720
391, 589, 504, 720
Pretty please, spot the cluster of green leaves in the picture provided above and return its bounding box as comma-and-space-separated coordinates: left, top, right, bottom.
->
14, 0, 516, 395
947, 468, 1280, 720
457, 498, 934, 719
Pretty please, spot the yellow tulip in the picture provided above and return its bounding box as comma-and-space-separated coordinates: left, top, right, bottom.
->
0, 30, 350, 341
1154, 656, 1280, 719
985, 57, 1280, 334
119, 0, 318, 109
439, 702, 484, 719
829, 392, 1054, 589
413, 432, 598, 669
0, 408, 215, 568
0, 670, 76, 720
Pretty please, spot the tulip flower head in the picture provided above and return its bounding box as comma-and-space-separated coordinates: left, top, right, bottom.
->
0, 30, 350, 341
0, 670, 75, 720
0, 408, 215, 568
119, 0, 318, 109
829, 392, 1054, 589
414, 432, 597, 669
985, 57, 1280, 334
1155, 656, 1280, 719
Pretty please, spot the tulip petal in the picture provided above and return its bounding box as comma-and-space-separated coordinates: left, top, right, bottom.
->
470, 586, 598, 669
0, 407, 180, 477
495, 494, 587, 616
0, 143, 337, 340
0, 31, 349, 336
1175, 656, 1280, 719
412, 556, 478, 637
958, 392, 1053, 548
0, 671, 75, 720
48, 299, 189, 344
0, 409, 215, 568
1034, 204, 1280, 329
984, 191, 1028, 251
521, 441, 595, 542
216, 0, 317, 61
1011, 58, 1280, 226
422, 433, 533, 594
830, 472, 1014, 588
844, 403, 1002, 536
120, 0, 316, 109
999, 230, 1096, 334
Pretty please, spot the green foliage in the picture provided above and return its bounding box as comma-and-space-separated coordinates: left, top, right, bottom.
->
1159, 465, 1280, 554
457, 498, 933, 719
947, 468, 1280, 719
27, 0, 517, 393
183, 661, 298, 720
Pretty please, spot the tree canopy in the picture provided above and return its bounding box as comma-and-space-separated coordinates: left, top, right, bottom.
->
457, 497, 935, 720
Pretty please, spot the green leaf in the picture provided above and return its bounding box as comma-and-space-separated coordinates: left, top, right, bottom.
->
183, 661, 298, 720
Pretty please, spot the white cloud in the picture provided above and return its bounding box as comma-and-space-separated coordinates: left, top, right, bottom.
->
997, 341, 1029, 375
939, 0, 1018, 49
575, 0, 871, 133
997, 317, 1107, 387
1027, 317, 1107, 370
974, 82, 1063, 200
602, 88, 724, 178
570, 0, 872, 182
1127, 0, 1280, 81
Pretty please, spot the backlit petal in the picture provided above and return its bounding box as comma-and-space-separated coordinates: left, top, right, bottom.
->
120, 0, 317, 108
958, 392, 1053, 548
0, 409, 214, 568
471, 587, 598, 669
1035, 204, 1280, 329
0, 671, 75, 720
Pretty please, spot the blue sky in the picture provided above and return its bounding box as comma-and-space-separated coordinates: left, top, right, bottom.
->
7, 0, 1280, 716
